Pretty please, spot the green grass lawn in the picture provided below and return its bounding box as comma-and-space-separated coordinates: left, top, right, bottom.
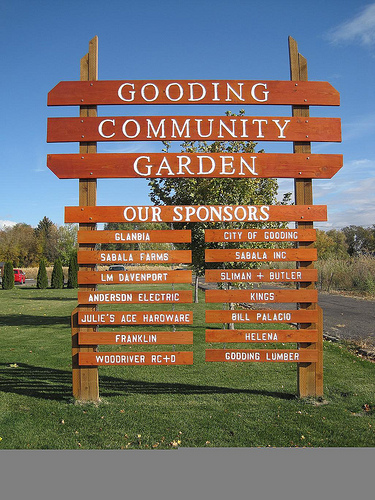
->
0, 285, 374, 449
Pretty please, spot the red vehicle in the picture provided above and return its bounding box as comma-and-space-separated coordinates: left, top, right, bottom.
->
14, 268, 26, 284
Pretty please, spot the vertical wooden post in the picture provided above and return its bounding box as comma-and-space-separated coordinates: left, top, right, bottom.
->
289, 36, 323, 397
72, 36, 99, 401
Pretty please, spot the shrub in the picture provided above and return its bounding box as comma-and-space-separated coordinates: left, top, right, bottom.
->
67, 253, 78, 289
2, 261, 14, 289
51, 258, 64, 289
36, 259, 48, 289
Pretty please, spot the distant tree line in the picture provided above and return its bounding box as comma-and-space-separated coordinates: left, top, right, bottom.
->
316, 225, 375, 259
0, 217, 77, 267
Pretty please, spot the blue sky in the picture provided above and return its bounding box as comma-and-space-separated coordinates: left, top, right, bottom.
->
1, 0, 374, 230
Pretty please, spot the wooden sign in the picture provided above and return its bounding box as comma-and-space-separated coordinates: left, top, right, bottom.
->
205, 248, 317, 262
78, 269, 192, 284
205, 228, 316, 242
47, 152, 343, 179
206, 329, 318, 343
48, 80, 340, 106
205, 349, 318, 363
78, 310, 193, 325
205, 268, 318, 283
206, 309, 318, 324
78, 289, 193, 304
79, 331, 193, 345
77, 229, 191, 244
77, 249, 191, 264
66, 204, 327, 223
47, 116, 341, 143
79, 351, 194, 366
205, 288, 318, 304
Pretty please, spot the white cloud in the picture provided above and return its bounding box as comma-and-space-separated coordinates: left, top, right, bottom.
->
327, 3, 375, 47
0, 220, 17, 230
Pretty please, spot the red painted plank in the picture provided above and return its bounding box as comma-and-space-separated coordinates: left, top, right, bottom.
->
205, 248, 317, 262
205, 349, 318, 363
205, 268, 318, 283
78, 310, 193, 325
79, 331, 193, 345
205, 288, 318, 303
79, 351, 194, 366
78, 270, 192, 285
48, 80, 340, 106
205, 329, 318, 343
47, 116, 341, 143
77, 249, 192, 264
206, 309, 318, 324
77, 229, 191, 243
47, 152, 343, 179
78, 289, 193, 304
65, 205, 327, 223
205, 228, 316, 242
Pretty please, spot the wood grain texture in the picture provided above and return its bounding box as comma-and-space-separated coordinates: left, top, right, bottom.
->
48, 80, 340, 106
205, 288, 318, 303
205, 349, 318, 363
79, 331, 194, 345
47, 152, 343, 179
206, 309, 318, 324
65, 204, 327, 223
77, 249, 192, 264
205, 268, 318, 283
79, 351, 194, 366
205, 228, 316, 242
205, 329, 319, 343
78, 310, 193, 325
47, 115, 341, 143
78, 269, 192, 285
78, 289, 193, 304
77, 229, 191, 243
205, 248, 317, 262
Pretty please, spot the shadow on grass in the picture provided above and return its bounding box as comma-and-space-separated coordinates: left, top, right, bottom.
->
24, 297, 78, 302
0, 363, 295, 402
0, 314, 70, 327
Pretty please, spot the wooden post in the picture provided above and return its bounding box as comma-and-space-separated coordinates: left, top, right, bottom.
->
289, 36, 323, 397
72, 36, 99, 401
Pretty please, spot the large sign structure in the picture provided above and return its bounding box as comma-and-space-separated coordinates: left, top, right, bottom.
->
47, 36, 342, 400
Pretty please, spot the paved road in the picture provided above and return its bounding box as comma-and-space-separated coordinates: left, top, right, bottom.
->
318, 292, 375, 348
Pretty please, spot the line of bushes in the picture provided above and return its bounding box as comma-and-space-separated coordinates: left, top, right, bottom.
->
316, 255, 375, 295
36, 254, 78, 289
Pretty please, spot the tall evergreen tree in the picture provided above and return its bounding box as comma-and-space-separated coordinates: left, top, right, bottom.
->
51, 258, 64, 289
2, 261, 14, 289
67, 252, 78, 288
37, 259, 48, 289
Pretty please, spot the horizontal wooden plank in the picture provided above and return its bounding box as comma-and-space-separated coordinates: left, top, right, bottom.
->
79, 331, 193, 345
77, 229, 191, 244
78, 311, 193, 325
79, 351, 194, 366
206, 329, 318, 343
78, 249, 192, 264
47, 152, 343, 179
205, 268, 318, 283
205, 248, 317, 262
48, 80, 340, 106
205, 228, 316, 242
205, 288, 318, 303
205, 349, 318, 363
66, 205, 327, 223
47, 116, 341, 143
78, 289, 193, 304
78, 269, 192, 284
206, 309, 318, 324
